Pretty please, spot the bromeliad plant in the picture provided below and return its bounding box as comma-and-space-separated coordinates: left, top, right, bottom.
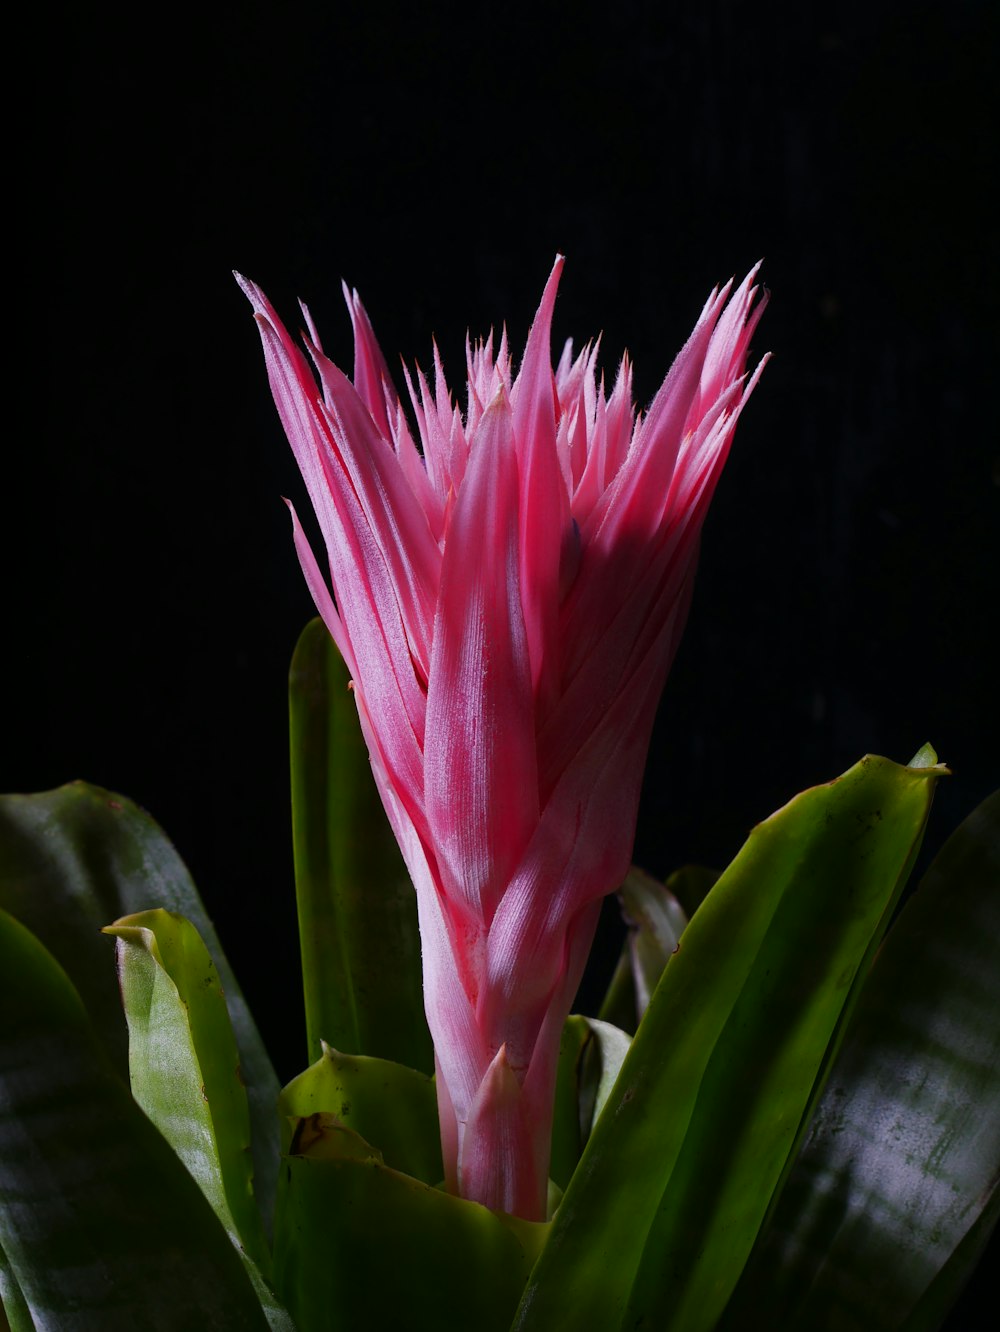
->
1, 265, 997, 1332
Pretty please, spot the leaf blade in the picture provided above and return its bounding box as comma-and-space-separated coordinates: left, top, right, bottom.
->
103, 910, 290, 1327
273, 1129, 546, 1332
289, 618, 432, 1072
0, 909, 271, 1331
515, 753, 943, 1332
0, 783, 280, 1232
278, 1043, 442, 1185
722, 788, 1000, 1330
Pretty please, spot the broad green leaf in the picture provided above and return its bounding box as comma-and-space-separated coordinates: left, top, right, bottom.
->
899, 1183, 1000, 1332
289, 617, 432, 1072
721, 788, 1000, 1330
278, 1043, 442, 1185
0, 783, 279, 1231
103, 910, 292, 1329
0, 909, 270, 1331
515, 753, 943, 1332
273, 1112, 547, 1332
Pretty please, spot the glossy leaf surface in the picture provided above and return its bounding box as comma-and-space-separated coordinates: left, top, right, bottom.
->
279, 1043, 442, 1185
273, 1113, 547, 1332
899, 1183, 1000, 1332
289, 618, 432, 1072
104, 910, 291, 1328
0, 782, 279, 1229
0, 910, 270, 1331
722, 788, 1000, 1330
515, 753, 943, 1332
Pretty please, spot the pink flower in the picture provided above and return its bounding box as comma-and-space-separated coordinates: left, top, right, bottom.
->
239, 259, 767, 1220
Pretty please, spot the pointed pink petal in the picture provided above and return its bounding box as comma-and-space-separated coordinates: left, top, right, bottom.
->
582, 284, 723, 555
388, 397, 445, 542
460, 1045, 544, 1219
408, 361, 456, 502
239, 281, 427, 818
694, 264, 765, 417
510, 256, 570, 714
304, 342, 441, 682
410, 843, 491, 1160
520, 894, 602, 1188
482, 607, 684, 1074
425, 391, 539, 928
601, 353, 636, 487
284, 498, 358, 679
541, 548, 692, 802
350, 704, 490, 1192
341, 282, 397, 439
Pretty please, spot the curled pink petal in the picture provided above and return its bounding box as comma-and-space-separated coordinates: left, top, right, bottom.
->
241, 259, 767, 1220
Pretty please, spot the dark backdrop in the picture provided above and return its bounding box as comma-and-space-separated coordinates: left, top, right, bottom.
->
8, 1, 997, 1307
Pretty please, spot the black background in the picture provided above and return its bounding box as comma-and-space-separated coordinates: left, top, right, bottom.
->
8, 0, 998, 1314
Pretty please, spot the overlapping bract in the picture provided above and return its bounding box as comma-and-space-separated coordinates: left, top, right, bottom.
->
240, 259, 767, 1220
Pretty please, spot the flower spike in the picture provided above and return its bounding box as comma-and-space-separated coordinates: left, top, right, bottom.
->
242, 260, 767, 1220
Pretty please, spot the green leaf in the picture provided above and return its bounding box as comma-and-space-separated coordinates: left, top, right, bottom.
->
620, 866, 689, 1018
595, 947, 637, 1032
0, 909, 271, 1331
899, 1183, 1000, 1332
721, 788, 1000, 1331
273, 1114, 547, 1332
103, 910, 292, 1329
662, 863, 721, 920
598, 866, 716, 1032
577, 1018, 632, 1141
0, 783, 280, 1232
1, 1237, 33, 1332
278, 1043, 442, 1185
514, 753, 944, 1332
289, 618, 433, 1073
550, 1016, 592, 1191
551, 1016, 635, 1199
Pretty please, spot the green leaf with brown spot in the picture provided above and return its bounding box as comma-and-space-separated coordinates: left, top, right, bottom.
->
278, 1043, 442, 1185
273, 1114, 547, 1332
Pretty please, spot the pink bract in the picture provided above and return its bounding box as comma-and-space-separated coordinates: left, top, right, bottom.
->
240, 259, 767, 1220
